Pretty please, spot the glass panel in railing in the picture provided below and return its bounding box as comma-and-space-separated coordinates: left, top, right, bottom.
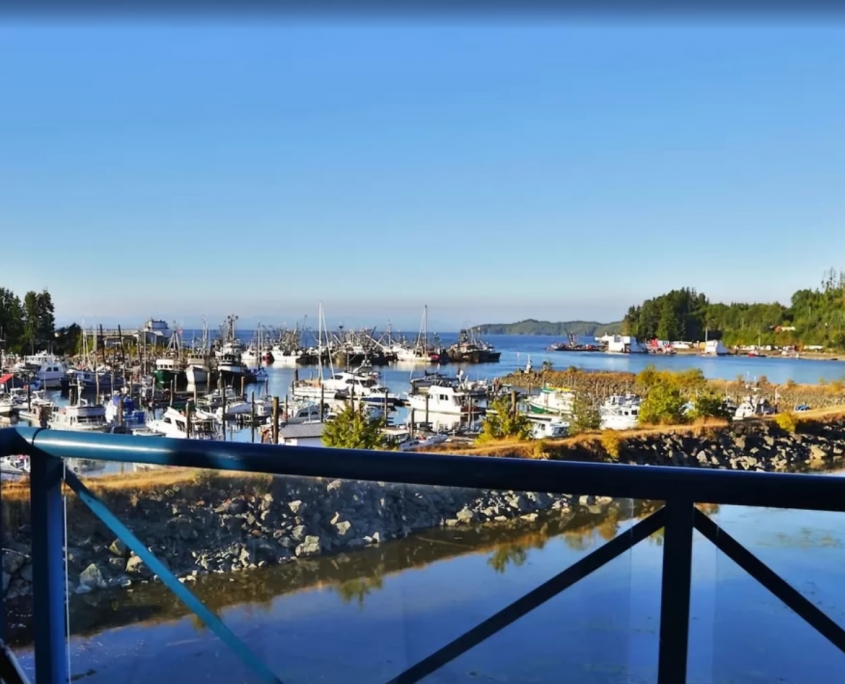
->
30, 453, 663, 683
704, 495, 845, 684
2, 459, 32, 674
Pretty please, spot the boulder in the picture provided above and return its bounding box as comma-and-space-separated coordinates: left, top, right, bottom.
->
125, 554, 153, 578
289, 500, 305, 515
335, 520, 353, 538
109, 539, 129, 558
295, 536, 321, 557
79, 563, 107, 590
291, 524, 307, 542
2, 550, 27, 575
456, 507, 475, 524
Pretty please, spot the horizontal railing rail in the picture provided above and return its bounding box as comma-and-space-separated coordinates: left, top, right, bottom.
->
1, 425, 844, 684
5, 426, 845, 512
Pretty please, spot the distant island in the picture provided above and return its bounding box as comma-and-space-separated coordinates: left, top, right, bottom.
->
473, 319, 623, 337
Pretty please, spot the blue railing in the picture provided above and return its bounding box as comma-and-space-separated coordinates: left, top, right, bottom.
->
1, 424, 845, 684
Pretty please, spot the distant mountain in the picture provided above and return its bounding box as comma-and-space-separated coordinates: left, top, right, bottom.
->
474, 319, 623, 337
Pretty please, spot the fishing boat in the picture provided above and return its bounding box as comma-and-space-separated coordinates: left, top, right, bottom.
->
445, 329, 501, 363
526, 385, 575, 417
68, 368, 125, 391
185, 359, 209, 384
153, 329, 186, 386
49, 399, 109, 432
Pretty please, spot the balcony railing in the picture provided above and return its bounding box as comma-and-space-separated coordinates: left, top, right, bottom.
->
1, 424, 845, 684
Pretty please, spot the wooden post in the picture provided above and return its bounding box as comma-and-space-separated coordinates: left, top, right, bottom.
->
410, 410, 415, 433
284, 395, 289, 422
240, 375, 245, 397
170, 378, 175, 407
272, 397, 280, 444
95, 372, 100, 405
118, 397, 124, 427
320, 385, 325, 422
193, 383, 198, 405
250, 391, 256, 443
27, 382, 32, 410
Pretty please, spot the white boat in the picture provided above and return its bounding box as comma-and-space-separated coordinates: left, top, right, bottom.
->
599, 395, 641, 430
527, 385, 575, 417
733, 394, 774, 420
49, 400, 109, 432
146, 407, 219, 439
530, 417, 570, 439
0, 393, 21, 418
407, 385, 475, 415
15, 353, 68, 388
398, 432, 448, 451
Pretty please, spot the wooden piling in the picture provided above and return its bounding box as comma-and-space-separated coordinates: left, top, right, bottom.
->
272, 397, 280, 444
250, 391, 255, 443
221, 389, 227, 442
240, 376, 245, 397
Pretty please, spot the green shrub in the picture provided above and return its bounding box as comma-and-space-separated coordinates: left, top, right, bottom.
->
477, 397, 532, 443
322, 403, 385, 449
639, 381, 688, 425
569, 393, 601, 434
690, 392, 733, 421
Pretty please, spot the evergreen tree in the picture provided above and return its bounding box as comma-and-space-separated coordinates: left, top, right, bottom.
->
322, 403, 385, 449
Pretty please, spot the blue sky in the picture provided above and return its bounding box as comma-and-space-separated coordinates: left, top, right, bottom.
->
2, 22, 844, 330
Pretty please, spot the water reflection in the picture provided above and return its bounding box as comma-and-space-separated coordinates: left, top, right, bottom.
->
9, 496, 674, 645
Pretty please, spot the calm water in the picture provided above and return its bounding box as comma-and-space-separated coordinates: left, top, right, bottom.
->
10, 474, 845, 683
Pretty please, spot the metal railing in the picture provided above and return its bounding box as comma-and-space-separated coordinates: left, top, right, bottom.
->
1, 425, 845, 684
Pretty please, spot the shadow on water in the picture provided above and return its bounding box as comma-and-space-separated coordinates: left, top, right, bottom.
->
9, 497, 692, 646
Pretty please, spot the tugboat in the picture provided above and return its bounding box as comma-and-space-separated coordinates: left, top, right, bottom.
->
445, 329, 501, 363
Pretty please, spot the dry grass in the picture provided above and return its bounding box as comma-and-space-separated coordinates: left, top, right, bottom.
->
0, 466, 270, 501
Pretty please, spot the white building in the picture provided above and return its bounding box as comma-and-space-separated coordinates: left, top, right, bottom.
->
599, 334, 647, 354
278, 422, 326, 447
703, 340, 730, 356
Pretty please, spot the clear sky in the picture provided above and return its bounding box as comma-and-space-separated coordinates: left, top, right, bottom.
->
2, 22, 844, 330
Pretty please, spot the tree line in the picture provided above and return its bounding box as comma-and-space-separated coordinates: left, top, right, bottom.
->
0, 286, 80, 356
622, 269, 845, 350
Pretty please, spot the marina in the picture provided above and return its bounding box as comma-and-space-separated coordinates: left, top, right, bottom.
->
3, 318, 845, 454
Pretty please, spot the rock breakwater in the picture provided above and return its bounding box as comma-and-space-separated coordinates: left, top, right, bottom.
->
2, 475, 574, 602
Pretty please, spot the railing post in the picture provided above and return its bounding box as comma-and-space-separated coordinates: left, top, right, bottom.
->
30, 451, 68, 684
657, 498, 694, 684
